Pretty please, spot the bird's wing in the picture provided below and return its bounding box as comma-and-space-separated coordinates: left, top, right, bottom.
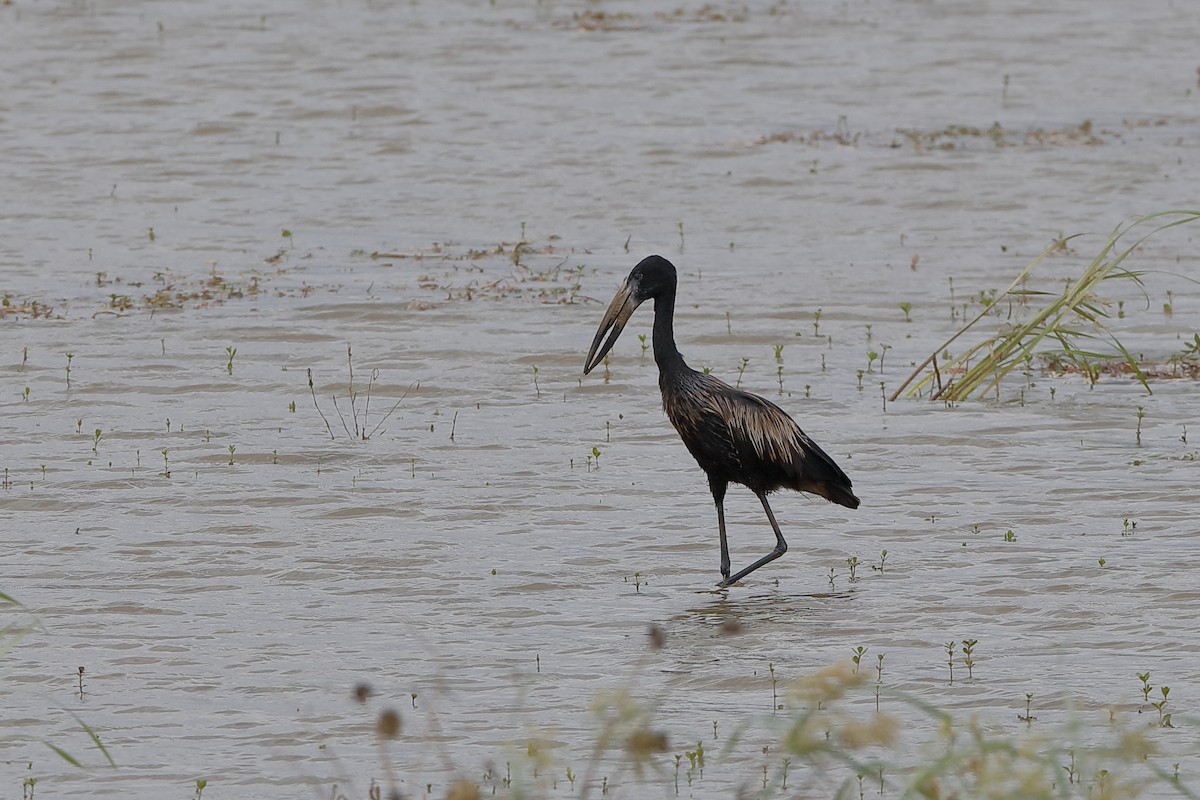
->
710, 381, 853, 489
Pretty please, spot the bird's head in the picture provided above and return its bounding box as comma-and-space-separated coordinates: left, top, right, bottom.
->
584, 255, 677, 374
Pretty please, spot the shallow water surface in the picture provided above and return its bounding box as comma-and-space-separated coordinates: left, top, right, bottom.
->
3, 0, 1200, 797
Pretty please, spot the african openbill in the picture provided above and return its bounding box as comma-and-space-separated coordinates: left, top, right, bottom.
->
584, 255, 859, 588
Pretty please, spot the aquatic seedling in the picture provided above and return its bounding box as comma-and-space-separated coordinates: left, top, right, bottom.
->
1139, 672, 1153, 703
92, 429, 102, 455
1004, 529, 1016, 542
147, 227, 155, 242
856, 369, 864, 390
1153, 686, 1172, 727
735, 357, 750, 389
1163, 290, 1174, 316
774, 344, 784, 363
77, 666, 85, 700
962, 639, 977, 678
605, 420, 611, 443
20, 346, 28, 370
851, 646, 867, 674
900, 302, 913, 323
872, 549, 889, 572
65, 352, 73, 387
945, 641, 956, 683
282, 228, 293, 248
637, 333, 648, 358
225, 346, 237, 375
828, 567, 837, 589
289, 401, 296, 413
812, 309, 823, 336
76, 418, 83, 434
22, 386, 29, 402
1, 468, 10, 490
228, 445, 236, 465
1136, 406, 1146, 446
161, 449, 171, 478
866, 350, 878, 373
532, 365, 541, 399
1122, 518, 1137, 537
776, 365, 784, 395
846, 555, 859, 581
193, 779, 206, 800
1019, 692, 1036, 723
769, 662, 779, 711
726, 311, 733, 335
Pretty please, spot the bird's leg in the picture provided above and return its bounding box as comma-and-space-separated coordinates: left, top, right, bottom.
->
709, 478, 730, 584
719, 491, 789, 587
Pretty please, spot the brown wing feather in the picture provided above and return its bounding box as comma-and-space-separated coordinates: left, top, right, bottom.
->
663, 371, 858, 507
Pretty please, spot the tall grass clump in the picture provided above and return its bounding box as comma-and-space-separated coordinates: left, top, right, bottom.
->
892, 210, 1200, 402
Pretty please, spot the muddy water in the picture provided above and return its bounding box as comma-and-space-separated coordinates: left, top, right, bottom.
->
3, 0, 1200, 797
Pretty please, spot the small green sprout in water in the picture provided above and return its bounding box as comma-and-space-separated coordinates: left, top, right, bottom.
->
1122, 518, 1137, 537
288, 400, 296, 413
1153, 686, 1172, 727
1004, 529, 1016, 543
532, 365, 541, 399
632, 571, 642, 593
945, 641, 956, 683
76, 418, 83, 434
148, 227, 155, 242
92, 429, 103, 455
638, 333, 648, 357
1019, 692, 1036, 723
812, 308, 822, 336
872, 549, 889, 572
225, 346, 237, 375
866, 350, 878, 373
65, 352, 74, 386
228, 444, 236, 465
282, 228, 293, 248
776, 365, 784, 395
900, 302, 913, 322
851, 646, 867, 674
865, 323, 873, 344
1136, 405, 1146, 446
22, 386, 30, 402
735, 357, 750, 389
768, 662, 779, 711
193, 779, 207, 800
1164, 289, 1174, 316
161, 449, 171, 478
846, 555, 859, 581
774, 343, 784, 363
962, 639, 977, 678
856, 369, 864, 390
1139, 671, 1153, 703
1098, 557, 1106, 568
20, 346, 29, 370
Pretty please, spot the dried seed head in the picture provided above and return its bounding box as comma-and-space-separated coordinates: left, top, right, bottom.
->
647, 624, 666, 649
446, 779, 481, 800
719, 618, 744, 635
376, 708, 402, 739
353, 682, 372, 705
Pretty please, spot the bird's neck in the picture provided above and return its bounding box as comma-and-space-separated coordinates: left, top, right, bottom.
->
652, 287, 686, 372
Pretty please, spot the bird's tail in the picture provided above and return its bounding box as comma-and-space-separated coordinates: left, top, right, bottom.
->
824, 484, 860, 510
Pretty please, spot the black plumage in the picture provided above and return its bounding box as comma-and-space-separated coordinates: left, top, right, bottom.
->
584, 255, 859, 587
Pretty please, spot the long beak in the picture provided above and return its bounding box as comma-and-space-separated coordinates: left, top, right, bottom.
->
584, 278, 639, 374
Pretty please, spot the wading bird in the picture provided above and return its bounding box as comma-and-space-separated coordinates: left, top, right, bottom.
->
584, 255, 859, 587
